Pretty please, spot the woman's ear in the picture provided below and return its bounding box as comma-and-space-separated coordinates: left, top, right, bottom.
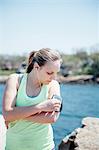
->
34, 62, 39, 69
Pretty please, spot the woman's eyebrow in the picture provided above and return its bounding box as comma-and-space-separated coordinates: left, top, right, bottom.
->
46, 71, 54, 74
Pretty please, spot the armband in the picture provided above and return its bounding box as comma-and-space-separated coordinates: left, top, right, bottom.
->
52, 94, 63, 112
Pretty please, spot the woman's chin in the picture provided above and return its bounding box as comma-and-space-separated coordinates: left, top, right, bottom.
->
44, 81, 51, 84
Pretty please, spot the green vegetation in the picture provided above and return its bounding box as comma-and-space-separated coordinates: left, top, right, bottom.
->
0, 54, 27, 75
0, 49, 99, 77
0, 69, 16, 75
61, 50, 99, 77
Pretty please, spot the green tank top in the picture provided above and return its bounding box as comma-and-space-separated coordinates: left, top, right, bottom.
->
6, 73, 54, 150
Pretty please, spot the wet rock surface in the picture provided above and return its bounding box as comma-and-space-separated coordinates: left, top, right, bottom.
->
58, 117, 99, 150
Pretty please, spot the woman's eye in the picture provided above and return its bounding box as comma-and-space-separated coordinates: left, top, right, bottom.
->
47, 72, 53, 75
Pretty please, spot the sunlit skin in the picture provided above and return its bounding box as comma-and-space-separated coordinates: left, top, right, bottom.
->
37, 60, 61, 84
27, 60, 61, 87
26, 60, 61, 97
3, 59, 61, 127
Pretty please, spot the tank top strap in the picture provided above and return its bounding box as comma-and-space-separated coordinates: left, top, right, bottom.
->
17, 73, 27, 93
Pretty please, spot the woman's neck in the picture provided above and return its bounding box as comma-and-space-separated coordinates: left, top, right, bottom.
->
27, 70, 41, 89
26, 71, 42, 97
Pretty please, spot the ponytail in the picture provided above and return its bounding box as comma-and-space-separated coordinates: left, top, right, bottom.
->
26, 48, 61, 73
26, 51, 37, 73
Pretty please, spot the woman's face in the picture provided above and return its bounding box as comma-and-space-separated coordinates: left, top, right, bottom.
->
38, 60, 61, 84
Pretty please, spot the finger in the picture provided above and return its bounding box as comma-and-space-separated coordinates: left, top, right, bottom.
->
54, 104, 61, 108
54, 107, 60, 112
54, 106, 61, 110
55, 99, 61, 104
51, 111, 55, 116
52, 100, 61, 105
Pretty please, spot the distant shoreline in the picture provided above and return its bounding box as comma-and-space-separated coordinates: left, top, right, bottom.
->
0, 74, 99, 84
0, 75, 8, 84
57, 75, 99, 84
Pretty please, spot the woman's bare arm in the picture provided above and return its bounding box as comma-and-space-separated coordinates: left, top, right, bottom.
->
2, 75, 61, 122
24, 80, 61, 124
25, 111, 60, 124
2, 74, 43, 122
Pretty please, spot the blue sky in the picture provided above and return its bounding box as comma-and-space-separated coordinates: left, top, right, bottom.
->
0, 0, 98, 55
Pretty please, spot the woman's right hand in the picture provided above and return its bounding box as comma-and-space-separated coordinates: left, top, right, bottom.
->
38, 99, 61, 112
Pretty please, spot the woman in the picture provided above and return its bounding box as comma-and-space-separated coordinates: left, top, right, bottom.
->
3, 48, 62, 150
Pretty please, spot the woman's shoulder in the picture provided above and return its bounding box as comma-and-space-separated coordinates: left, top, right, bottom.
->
8, 73, 24, 79
48, 80, 60, 93
48, 80, 60, 99
49, 79, 60, 87
7, 73, 19, 82
7, 73, 23, 89
8, 73, 19, 78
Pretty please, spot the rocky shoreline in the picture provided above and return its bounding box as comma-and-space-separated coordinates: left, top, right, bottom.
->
0, 115, 99, 150
57, 75, 99, 84
58, 117, 99, 150
0, 75, 99, 84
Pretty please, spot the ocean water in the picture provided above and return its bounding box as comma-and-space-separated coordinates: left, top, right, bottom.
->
0, 84, 5, 113
0, 83, 99, 149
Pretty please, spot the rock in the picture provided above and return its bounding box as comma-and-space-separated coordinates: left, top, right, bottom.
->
58, 128, 81, 150
58, 117, 99, 150
75, 117, 99, 150
0, 75, 99, 84
57, 75, 94, 84
96, 78, 99, 83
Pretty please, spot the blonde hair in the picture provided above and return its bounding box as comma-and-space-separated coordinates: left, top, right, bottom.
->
26, 48, 62, 73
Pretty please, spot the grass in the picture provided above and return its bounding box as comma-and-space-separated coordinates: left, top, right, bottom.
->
0, 69, 16, 76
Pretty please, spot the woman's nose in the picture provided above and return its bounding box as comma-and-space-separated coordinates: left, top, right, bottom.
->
51, 74, 56, 80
